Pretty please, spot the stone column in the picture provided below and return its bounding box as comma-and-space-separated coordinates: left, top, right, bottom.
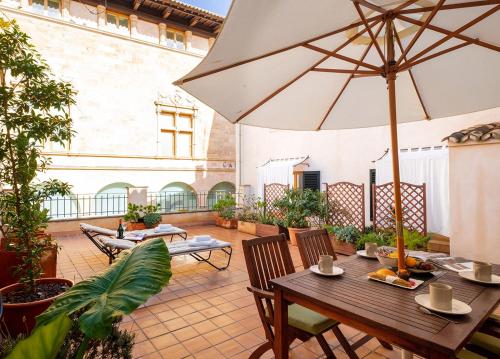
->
61, 0, 71, 20
96, 5, 106, 28
208, 37, 215, 48
184, 30, 192, 51
129, 14, 138, 37
159, 23, 167, 45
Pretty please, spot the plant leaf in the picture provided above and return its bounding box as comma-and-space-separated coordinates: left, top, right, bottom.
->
7, 314, 71, 359
36, 238, 171, 338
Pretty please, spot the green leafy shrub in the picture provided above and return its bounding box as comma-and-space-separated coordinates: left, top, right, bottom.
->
273, 189, 325, 228
143, 213, 161, 228
123, 203, 142, 223
236, 195, 259, 222
355, 231, 391, 250
213, 194, 237, 220
325, 225, 360, 244
124, 203, 161, 227
390, 229, 430, 250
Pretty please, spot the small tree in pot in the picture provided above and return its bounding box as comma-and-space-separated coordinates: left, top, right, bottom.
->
213, 194, 237, 229
274, 189, 326, 245
0, 18, 75, 334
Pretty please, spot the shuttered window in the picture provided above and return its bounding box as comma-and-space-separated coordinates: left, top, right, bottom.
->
302, 171, 320, 191
369, 169, 376, 221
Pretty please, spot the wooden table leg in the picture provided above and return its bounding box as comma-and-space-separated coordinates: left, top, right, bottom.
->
274, 287, 289, 359
401, 349, 413, 359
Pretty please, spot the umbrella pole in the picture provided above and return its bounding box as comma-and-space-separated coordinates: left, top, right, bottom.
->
386, 20, 407, 276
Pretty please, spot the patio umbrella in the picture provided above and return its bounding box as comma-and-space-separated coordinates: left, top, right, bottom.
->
174, 0, 500, 275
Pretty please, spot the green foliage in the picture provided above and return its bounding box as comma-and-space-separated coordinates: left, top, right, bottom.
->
37, 238, 172, 338
123, 203, 160, 224
123, 203, 142, 222
213, 194, 237, 220
236, 195, 259, 222
0, 18, 76, 292
143, 213, 161, 228
325, 225, 361, 244
256, 200, 277, 225
390, 228, 430, 250
273, 189, 326, 228
6, 314, 72, 359
356, 231, 392, 250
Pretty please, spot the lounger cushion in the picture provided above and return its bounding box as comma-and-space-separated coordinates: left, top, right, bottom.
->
266, 304, 338, 335
80, 223, 116, 236
470, 332, 500, 356
97, 235, 135, 250
457, 349, 486, 359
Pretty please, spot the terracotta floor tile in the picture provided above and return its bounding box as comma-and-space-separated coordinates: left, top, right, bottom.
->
156, 310, 179, 322
182, 336, 212, 354
137, 351, 163, 359
191, 320, 218, 335
135, 315, 161, 329
199, 307, 224, 319
159, 343, 190, 359
234, 331, 264, 350
203, 328, 231, 346
183, 311, 206, 325
143, 323, 169, 339
165, 317, 189, 332
193, 347, 222, 358
210, 314, 235, 328
151, 333, 179, 350
172, 326, 199, 342
174, 305, 196, 317
221, 322, 248, 337
214, 339, 246, 357
132, 340, 157, 358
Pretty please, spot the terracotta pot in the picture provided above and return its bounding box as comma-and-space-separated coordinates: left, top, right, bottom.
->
126, 222, 146, 230
0, 246, 58, 288
255, 223, 280, 237
237, 221, 256, 235
0, 278, 73, 336
215, 216, 238, 229
287, 227, 309, 246
331, 235, 357, 255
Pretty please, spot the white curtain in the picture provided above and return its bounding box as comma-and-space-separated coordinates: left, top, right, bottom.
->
375, 148, 449, 236
257, 157, 306, 198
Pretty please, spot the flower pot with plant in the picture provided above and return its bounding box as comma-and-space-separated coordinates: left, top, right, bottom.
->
124, 203, 162, 230
213, 194, 238, 229
325, 225, 361, 255
237, 195, 258, 235
273, 189, 326, 245
0, 18, 76, 335
254, 200, 280, 237
142, 204, 162, 229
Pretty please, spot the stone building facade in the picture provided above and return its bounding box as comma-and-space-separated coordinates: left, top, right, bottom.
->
0, 0, 235, 200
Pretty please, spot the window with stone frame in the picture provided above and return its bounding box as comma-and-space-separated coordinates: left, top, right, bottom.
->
159, 111, 194, 158
31, 0, 61, 17
166, 29, 185, 50
106, 11, 129, 31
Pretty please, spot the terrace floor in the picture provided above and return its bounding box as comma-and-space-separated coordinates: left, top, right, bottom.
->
55, 225, 429, 359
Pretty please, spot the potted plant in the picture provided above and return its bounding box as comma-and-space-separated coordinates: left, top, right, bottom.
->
237, 195, 258, 235
142, 204, 162, 229
213, 194, 238, 229
254, 200, 280, 237
123, 203, 146, 230
0, 18, 76, 335
274, 189, 325, 245
325, 225, 361, 255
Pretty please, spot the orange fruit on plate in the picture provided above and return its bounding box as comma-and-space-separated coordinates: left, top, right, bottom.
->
376, 268, 397, 277
405, 257, 418, 268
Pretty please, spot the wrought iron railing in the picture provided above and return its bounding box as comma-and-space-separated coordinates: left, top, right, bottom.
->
43, 190, 236, 220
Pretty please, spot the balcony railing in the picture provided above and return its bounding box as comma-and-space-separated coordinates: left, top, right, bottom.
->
43, 191, 235, 220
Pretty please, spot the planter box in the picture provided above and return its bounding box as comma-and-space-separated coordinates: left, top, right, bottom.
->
238, 221, 257, 235
215, 216, 238, 229
255, 223, 280, 237
126, 222, 146, 231
288, 227, 309, 246
0, 243, 57, 288
331, 235, 357, 255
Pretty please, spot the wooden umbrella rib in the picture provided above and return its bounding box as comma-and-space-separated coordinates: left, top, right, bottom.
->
174, 14, 383, 85
352, 0, 387, 13
353, 2, 387, 66
392, 0, 421, 12
315, 21, 386, 131
398, 41, 474, 72
398, 0, 500, 15
311, 69, 379, 75
232, 20, 381, 124
395, 0, 446, 68
303, 44, 382, 72
393, 30, 430, 120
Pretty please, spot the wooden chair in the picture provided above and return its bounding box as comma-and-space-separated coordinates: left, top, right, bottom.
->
242, 234, 359, 359
295, 229, 393, 351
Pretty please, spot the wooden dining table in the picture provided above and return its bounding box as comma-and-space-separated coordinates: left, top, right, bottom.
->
270, 257, 499, 358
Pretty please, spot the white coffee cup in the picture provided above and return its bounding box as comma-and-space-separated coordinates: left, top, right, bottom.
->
318, 255, 334, 274
365, 242, 378, 257
429, 283, 452, 311
473, 261, 492, 282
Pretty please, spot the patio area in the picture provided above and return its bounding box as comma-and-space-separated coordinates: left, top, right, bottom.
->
55, 225, 405, 359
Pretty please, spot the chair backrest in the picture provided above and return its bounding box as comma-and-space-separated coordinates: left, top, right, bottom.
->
295, 229, 337, 269
242, 234, 295, 292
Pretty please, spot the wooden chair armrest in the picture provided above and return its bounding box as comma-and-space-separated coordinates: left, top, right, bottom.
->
247, 286, 274, 299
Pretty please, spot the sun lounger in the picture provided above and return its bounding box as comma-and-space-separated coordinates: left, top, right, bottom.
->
125, 227, 187, 242
80, 223, 231, 269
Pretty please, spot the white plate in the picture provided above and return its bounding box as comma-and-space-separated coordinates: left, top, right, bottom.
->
458, 271, 500, 285
357, 250, 377, 259
368, 276, 424, 290
415, 294, 472, 315
310, 265, 344, 277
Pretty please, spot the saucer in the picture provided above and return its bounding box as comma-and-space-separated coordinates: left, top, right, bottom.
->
357, 250, 377, 259
458, 271, 500, 285
310, 265, 344, 277
414, 294, 472, 315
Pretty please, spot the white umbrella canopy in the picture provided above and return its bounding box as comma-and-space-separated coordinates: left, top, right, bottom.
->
175, 0, 500, 273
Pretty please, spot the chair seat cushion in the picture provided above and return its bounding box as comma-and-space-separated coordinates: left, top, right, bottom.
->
266, 304, 338, 335
97, 235, 136, 250
470, 332, 500, 356
457, 349, 486, 359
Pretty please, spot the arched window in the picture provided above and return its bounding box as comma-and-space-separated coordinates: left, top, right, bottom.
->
207, 182, 236, 209
95, 182, 132, 216
158, 182, 197, 212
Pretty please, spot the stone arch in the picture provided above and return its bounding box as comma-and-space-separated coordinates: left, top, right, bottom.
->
95, 182, 132, 216
207, 181, 236, 209
159, 182, 197, 212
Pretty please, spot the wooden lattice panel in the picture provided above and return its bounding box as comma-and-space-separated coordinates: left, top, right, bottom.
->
325, 182, 365, 232
264, 183, 289, 219
373, 182, 427, 235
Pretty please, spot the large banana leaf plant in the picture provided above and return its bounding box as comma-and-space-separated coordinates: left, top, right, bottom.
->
7, 238, 171, 359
